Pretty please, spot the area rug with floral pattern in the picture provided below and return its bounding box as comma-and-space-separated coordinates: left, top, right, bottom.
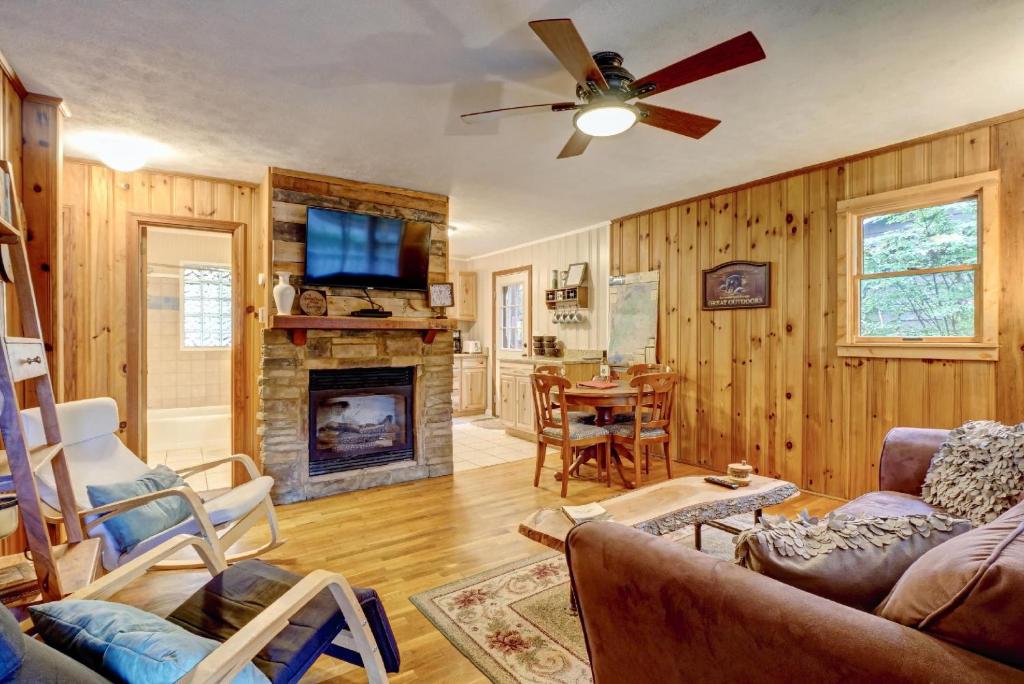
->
410, 518, 745, 683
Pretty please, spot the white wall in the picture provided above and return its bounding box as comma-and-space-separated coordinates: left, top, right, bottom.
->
465, 223, 609, 354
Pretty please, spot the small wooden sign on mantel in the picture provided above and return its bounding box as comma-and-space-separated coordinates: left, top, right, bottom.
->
702, 261, 771, 310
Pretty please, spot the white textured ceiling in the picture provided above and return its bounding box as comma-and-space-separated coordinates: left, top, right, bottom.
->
2, 0, 1023, 257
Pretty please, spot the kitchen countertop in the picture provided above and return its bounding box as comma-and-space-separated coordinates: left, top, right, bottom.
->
454, 352, 486, 357
500, 357, 602, 365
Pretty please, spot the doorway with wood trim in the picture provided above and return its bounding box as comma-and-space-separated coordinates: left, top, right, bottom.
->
126, 215, 247, 488
491, 266, 532, 416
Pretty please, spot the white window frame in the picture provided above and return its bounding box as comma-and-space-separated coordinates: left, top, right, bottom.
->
179, 260, 232, 351
836, 170, 1000, 361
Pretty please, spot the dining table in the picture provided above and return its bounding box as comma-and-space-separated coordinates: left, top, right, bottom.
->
561, 379, 655, 489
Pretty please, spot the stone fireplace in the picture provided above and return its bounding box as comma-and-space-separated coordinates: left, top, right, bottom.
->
256, 168, 454, 504
259, 328, 454, 504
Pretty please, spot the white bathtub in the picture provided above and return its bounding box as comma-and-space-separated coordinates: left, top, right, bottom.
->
147, 405, 231, 453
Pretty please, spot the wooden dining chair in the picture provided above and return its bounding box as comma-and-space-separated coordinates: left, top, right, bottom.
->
536, 364, 595, 424
626, 363, 669, 376
606, 372, 677, 488
530, 373, 610, 497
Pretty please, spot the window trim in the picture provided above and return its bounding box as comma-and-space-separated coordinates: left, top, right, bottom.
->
836, 170, 1000, 361
179, 260, 233, 351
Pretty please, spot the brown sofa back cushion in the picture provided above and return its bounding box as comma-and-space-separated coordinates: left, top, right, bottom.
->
877, 500, 1024, 668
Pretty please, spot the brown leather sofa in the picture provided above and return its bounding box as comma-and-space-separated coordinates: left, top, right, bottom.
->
565, 427, 1024, 683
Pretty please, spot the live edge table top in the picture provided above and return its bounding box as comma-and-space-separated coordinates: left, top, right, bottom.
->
518, 475, 799, 553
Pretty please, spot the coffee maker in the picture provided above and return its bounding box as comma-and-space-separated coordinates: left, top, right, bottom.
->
452, 329, 462, 353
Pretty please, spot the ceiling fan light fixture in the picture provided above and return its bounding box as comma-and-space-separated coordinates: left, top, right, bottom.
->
573, 103, 638, 137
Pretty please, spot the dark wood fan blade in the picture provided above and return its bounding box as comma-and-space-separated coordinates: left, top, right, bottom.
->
557, 130, 592, 158
636, 103, 720, 139
529, 19, 608, 90
461, 102, 577, 123
630, 31, 765, 98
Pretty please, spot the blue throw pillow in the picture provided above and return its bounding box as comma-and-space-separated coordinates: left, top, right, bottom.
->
29, 600, 269, 684
86, 465, 192, 553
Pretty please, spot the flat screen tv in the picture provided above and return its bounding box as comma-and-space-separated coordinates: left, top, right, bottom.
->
303, 206, 431, 290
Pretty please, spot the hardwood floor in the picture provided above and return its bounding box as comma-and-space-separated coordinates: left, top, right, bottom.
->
112, 456, 842, 682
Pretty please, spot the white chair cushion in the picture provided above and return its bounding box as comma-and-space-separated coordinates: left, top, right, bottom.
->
542, 423, 609, 441
114, 476, 274, 569
21, 397, 120, 449
605, 422, 668, 439
35, 434, 151, 512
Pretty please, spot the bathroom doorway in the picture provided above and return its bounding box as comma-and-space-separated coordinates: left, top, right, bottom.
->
126, 216, 247, 489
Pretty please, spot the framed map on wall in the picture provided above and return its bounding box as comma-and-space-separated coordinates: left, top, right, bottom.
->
607, 270, 660, 366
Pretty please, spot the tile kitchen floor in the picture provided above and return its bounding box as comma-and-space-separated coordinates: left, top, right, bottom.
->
452, 416, 540, 472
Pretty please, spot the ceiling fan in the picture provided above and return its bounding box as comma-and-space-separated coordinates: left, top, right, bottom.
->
461, 19, 766, 158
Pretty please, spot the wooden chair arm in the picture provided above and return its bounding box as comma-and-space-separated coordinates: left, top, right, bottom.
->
175, 453, 260, 480
183, 570, 389, 683
68, 534, 226, 602
81, 486, 226, 567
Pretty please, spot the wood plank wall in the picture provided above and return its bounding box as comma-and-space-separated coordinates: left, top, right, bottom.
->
611, 114, 1024, 500
62, 160, 258, 452
464, 224, 610, 353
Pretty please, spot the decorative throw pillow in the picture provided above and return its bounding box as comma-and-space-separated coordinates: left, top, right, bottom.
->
876, 499, 1024, 668
735, 511, 970, 611
29, 599, 269, 684
86, 464, 192, 553
922, 420, 1024, 525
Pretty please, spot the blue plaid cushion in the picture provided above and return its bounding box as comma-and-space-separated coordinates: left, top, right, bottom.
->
605, 422, 667, 439
542, 423, 609, 440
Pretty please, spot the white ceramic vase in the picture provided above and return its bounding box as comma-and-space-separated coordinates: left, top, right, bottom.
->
273, 271, 295, 314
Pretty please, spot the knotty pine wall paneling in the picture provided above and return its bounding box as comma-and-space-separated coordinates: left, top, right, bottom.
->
62, 161, 258, 454
612, 115, 1023, 500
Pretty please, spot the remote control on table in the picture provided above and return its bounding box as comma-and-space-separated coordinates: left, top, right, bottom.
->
704, 476, 740, 490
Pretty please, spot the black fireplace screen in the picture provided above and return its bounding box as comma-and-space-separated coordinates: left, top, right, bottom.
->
308, 367, 414, 476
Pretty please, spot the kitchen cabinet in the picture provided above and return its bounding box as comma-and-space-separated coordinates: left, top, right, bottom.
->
452, 354, 487, 416
452, 271, 477, 321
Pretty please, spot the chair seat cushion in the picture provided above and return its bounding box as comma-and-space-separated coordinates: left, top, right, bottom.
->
167, 560, 400, 684
605, 422, 667, 439
835, 491, 943, 518
85, 465, 191, 554
542, 423, 609, 441
29, 599, 269, 684
116, 476, 274, 567
567, 411, 595, 424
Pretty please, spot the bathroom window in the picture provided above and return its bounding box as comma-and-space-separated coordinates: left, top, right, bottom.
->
181, 264, 232, 349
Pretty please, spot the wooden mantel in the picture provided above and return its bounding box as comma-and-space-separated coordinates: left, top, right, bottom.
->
269, 314, 458, 345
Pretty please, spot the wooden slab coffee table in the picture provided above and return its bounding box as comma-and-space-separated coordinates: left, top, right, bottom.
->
519, 474, 799, 553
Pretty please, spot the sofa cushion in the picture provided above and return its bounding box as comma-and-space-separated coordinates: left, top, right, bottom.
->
921, 420, 1024, 525
736, 511, 970, 611
876, 499, 1024, 667
835, 491, 942, 518
167, 560, 400, 684
29, 599, 268, 683
86, 465, 192, 553
0, 601, 24, 680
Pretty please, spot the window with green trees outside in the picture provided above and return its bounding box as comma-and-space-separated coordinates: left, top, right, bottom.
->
859, 198, 977, 339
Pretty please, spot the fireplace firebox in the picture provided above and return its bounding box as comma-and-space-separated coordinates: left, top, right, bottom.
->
308, 367, 415, 476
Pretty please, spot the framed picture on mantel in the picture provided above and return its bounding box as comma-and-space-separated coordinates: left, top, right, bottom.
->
702, 261, 770, 310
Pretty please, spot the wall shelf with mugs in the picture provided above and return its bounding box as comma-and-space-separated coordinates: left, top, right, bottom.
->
545, 286, 588, 325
